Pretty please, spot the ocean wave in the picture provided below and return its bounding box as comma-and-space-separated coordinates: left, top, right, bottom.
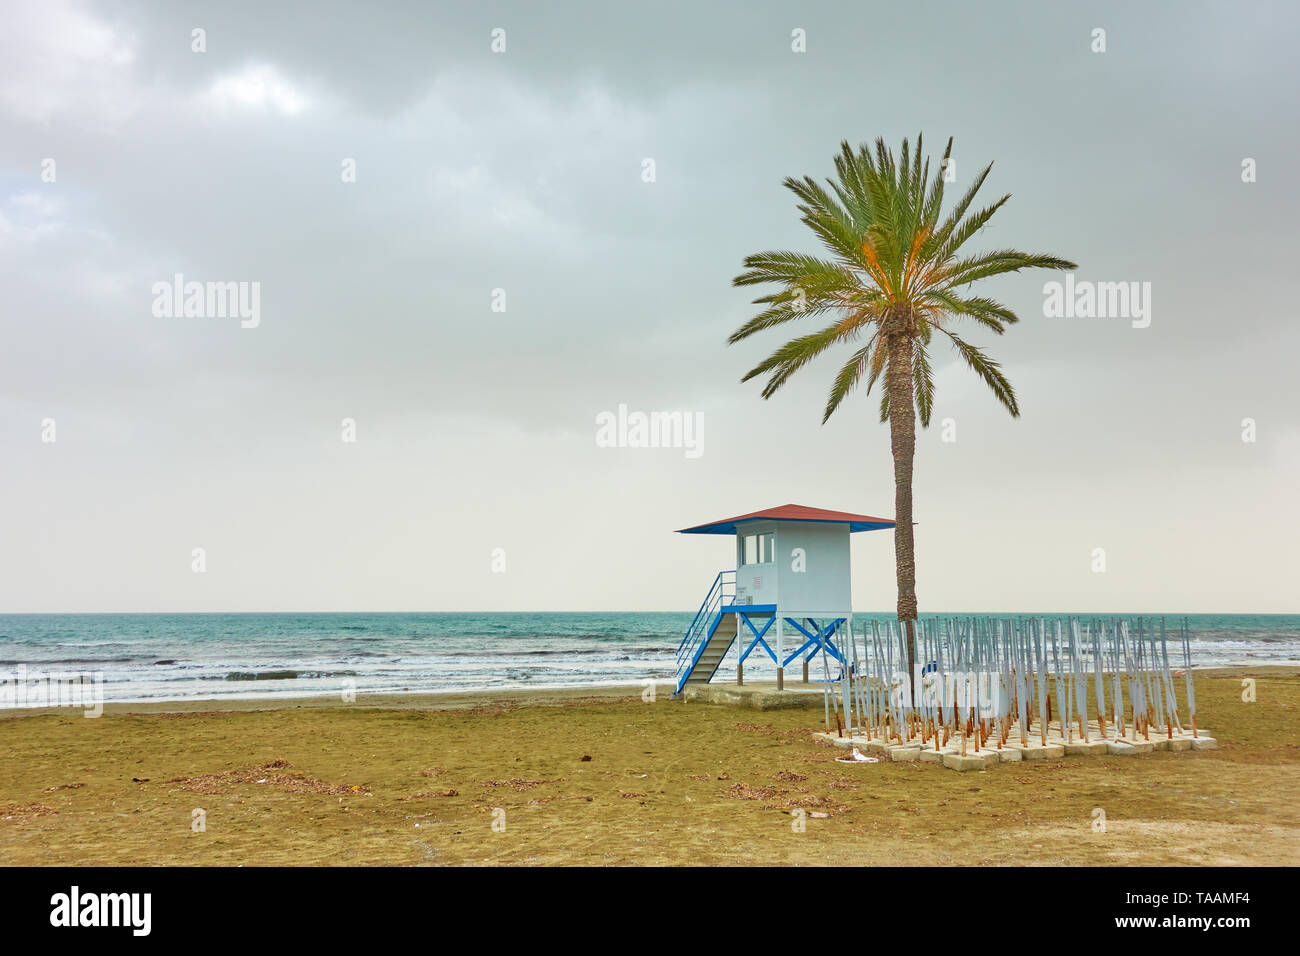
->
223, 669, 360, 681
0, 656, 140, 666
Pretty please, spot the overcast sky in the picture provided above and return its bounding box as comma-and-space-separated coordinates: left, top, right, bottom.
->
1, 0, 1297, 614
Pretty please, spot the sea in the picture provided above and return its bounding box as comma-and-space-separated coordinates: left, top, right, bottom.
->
0, 612, 1297, 706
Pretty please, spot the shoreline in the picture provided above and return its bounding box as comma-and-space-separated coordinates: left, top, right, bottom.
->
1, 680, 674, 718
4, 665, 1294, 718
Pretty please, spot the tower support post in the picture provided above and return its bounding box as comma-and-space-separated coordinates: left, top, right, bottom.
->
775, 616, 784, 690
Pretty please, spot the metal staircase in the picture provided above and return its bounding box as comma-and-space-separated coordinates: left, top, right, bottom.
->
674, 571, 736, 694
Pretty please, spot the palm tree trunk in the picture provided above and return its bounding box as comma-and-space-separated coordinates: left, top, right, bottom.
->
885, 331, 919, 701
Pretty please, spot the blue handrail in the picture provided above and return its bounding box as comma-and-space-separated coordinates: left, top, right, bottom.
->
675, 570, 734, 690
676, 571, 729, 664
676, 572, 722, 656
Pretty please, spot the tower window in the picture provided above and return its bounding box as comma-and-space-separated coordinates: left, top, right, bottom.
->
742, 532, 774, 566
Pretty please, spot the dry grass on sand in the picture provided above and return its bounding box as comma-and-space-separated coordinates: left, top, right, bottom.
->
0, 669, 1296, 866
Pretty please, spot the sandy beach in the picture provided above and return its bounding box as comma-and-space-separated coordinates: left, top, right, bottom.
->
1, 666, 1296, 866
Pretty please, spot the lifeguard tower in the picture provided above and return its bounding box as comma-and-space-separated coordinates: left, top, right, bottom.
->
673, 504, 894, 696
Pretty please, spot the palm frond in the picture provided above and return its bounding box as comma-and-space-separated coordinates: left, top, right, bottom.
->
742, 320, 862, 399
822, 336, 878, 423
919, 137, 953, 229
939, 328, 1020, 417
924, 290, 1017, 334
942, 250, 1077, 287
783, 176, 863, 266
913, 339, 935, 427
936, 195, 1010, 262
923, 161, 993, 259
732, 251, 851, 288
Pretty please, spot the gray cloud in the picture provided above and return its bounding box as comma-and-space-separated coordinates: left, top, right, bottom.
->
1, 0, 1296, 613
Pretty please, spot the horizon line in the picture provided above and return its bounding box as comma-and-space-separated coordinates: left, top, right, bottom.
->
0, 609, 1296, 617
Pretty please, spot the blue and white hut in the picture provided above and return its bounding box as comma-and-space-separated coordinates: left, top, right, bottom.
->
673, 504, 894, 695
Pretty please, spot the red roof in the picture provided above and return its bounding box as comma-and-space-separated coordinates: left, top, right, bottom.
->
676, 503, 895, 535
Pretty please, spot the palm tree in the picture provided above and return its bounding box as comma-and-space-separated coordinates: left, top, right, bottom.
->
729, 134, 1075, 687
